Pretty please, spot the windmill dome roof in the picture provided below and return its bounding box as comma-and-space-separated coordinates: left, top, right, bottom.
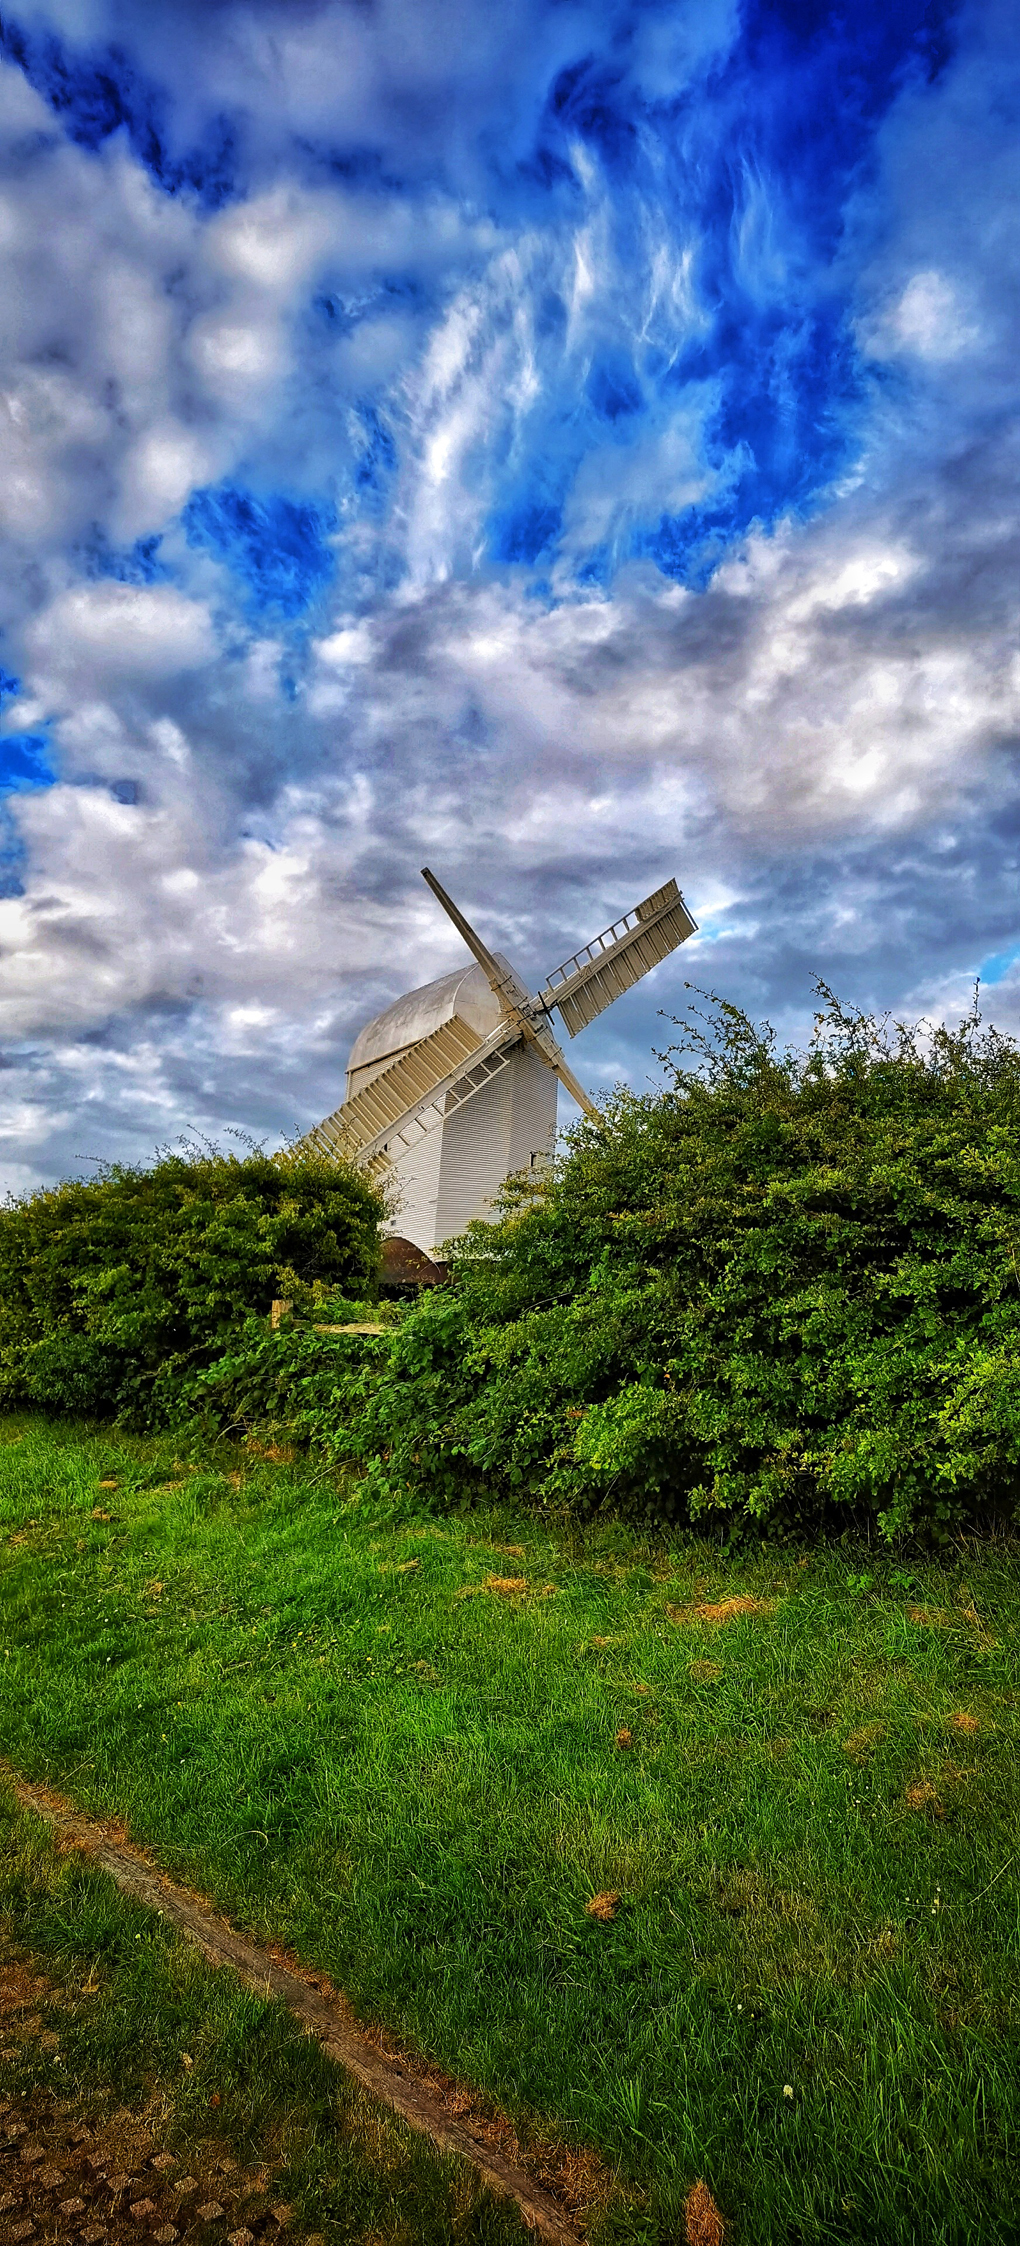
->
346, 957, 510, 1081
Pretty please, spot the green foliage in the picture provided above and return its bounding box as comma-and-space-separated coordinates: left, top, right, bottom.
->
0, 1145, 384, 1426
201, 987, 1020, 1545
187, 1297, 398, 1442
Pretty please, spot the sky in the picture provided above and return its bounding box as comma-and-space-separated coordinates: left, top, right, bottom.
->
0, 0, 1017, 1193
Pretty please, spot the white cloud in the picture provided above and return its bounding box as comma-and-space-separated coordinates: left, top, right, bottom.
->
784, 544, 920, 620
25, 583, 215, 685
315, 624, 375, 667
865, 270, 984, 362
892, 270, 982, 358
0, 0, 1016, 1196
115, 424, 222, 541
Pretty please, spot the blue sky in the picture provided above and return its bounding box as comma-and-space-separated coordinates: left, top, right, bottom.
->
0, 0, 1016, 1189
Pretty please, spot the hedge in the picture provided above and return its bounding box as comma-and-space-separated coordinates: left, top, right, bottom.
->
195, 988, 1020, 1546
0, 1145, 384, 1426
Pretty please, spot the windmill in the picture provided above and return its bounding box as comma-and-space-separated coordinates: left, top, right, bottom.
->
295, 868, 697, 1255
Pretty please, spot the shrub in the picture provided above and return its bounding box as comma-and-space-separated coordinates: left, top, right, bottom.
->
199, 987, 1020, 1546
187, 1295, 398, 1445
0, 1145, 384, 1426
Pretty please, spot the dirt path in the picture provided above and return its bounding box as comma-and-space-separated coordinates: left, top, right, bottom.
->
1, 1764, 592, 2246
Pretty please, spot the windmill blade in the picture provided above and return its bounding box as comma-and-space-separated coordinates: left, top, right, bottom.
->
420, 867, 534, 1017
539, 877, 697, 1038
541, 1044, 600, 1118
421, 864, 601, 1120
295, 1014, 521, 1169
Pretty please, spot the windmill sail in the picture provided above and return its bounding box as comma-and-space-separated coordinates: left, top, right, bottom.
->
539, 878, 697, 1038
421, 865, 600, 1118
298, 1013, 520, 1168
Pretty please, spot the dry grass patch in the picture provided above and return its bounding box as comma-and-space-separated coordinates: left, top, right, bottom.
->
667, 1596, 776, 1627
685, 2176, 725, 2245
457, 1575, 528, 1599
864, 1925, 899, 1964
712, 1870, 813, 1922
457, 1575, 557, 1601
956, 1584, 997, 1638
585, 1892, 619, 1923
689, 1660, 723, 1683
948, 1710, 980, 1736
706, 1869, 825, 1975
842, 1722, 886, 1762
905, 1779, 945, 1817
614, 1728, 633, 1751
242, 1437, 297, 1465
908, 1600, 997, 1646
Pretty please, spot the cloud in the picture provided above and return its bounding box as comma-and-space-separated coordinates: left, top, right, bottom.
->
0, 0, 1016, 1191
25, 582, 215, 683
883, 270, 984, 360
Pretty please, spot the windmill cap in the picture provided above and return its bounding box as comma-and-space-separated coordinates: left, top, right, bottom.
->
346, 955, 514, 1078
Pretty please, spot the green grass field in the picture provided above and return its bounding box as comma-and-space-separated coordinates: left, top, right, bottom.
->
1, 1414, 1018, 2244
0, 1782, 534, 2243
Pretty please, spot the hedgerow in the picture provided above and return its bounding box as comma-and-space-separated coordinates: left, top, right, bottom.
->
195, 988, 1020, 1546
0, 1145, 384, 1426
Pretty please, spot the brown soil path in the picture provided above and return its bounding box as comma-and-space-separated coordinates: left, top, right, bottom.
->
1, 1764, 592, 2246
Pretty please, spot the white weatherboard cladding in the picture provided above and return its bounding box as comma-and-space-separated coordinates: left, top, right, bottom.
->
381, 1041, 556, 1254
382, 1108, 445, 1252
434, 1043, 555, 1246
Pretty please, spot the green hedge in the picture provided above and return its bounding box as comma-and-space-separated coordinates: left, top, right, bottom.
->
0, 1146, 384, 1426
196, 989, 1020, 1545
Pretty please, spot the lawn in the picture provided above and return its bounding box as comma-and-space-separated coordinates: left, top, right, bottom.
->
0, 1783, 533, 2244
1, 1413, 1017, 2244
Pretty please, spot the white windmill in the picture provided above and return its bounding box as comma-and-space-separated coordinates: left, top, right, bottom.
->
295, 867, 697, 1256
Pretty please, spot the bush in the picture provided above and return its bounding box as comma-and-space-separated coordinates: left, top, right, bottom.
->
0, 1145, 385, 1426
188, 1295, 399, 1444
198, 987, 1020, 1546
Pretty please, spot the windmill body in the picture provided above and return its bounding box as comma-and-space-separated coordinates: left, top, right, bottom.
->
296, 870, 697, 1255
344, 959, 556, 1252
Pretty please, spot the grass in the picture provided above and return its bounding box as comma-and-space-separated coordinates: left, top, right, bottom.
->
0, 1784, 533, 2242
1, 1412, 1019, 2245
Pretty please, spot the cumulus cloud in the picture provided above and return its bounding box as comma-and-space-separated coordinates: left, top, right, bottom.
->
0, 0, 1017, 1191
25, 583, 216, 684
